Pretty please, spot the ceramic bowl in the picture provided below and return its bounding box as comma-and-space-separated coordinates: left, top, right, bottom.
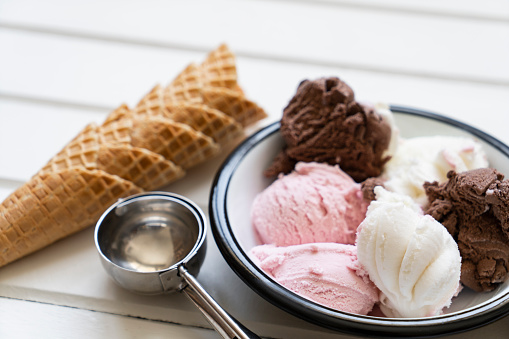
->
209, 105, 509, 337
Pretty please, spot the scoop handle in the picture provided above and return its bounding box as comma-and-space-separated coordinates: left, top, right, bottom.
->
178, 265, 260, 339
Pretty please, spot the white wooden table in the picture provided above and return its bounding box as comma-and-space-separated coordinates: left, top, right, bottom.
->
1, 1, 509, 338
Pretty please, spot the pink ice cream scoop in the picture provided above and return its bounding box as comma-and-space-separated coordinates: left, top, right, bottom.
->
250, 243, 380, 315
251, 162, 368, 246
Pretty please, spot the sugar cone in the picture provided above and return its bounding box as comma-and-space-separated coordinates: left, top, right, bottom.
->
42, 110, 188, 190
41, 141, 185, 191
95, 145, 185, 190
0, 168, 142, 267
103, 103, 133, 125
162, 103, 244, 146
41, 123, 101, 171
135, 84, 168, 111
135, 44, 266, 129
40, 121, 130, 173
101, 106, 219, 169
98, 113, 133, 145
201, 86, 267, 127
79, 104, 133, 139
167, 63, 203, 103
137, 79, 266, 130
199, 43, 241, 92
134, 101, 244, 146
141, 63, 204, 106
130, 117, 219, 169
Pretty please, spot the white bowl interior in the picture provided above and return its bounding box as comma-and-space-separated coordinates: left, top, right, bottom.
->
226, 112, 509, 317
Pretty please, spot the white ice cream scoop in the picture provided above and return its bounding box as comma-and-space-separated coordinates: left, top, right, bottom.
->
356, 187, 461, 318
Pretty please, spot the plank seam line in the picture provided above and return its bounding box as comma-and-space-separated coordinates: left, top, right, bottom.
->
0, 91, 113, 113
0, 295, 217, 333
266, 0, 509, 24
0, 177, 24, 187
0, 295, 280, 339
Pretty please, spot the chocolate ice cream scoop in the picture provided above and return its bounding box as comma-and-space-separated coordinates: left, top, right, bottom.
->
424, 168, 509, 292
264, 77, 393, 182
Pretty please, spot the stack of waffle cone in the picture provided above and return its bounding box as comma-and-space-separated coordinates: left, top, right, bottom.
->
0, 43, 267, 267
137, 44, 267, 128
101, 105, 219, 169
131, 85, 244, 146
40, 121, 186, 191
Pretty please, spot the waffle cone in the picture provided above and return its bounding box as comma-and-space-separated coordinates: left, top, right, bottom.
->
100, 106, 219, 169
167, 63, 203, 103
103, 103, 133, 125
134, 101, 243, 146
40, 121, 128, 172
136, 84, 167, 110
42, 123, 101, 170
199, 43, 241, 92
202, 87, 267, 127
41, 142, 185, 191
136, 44, 266, 129
130, 117, 219, 169
95, 145, 185, 190
162, 103, 244, 146
139, 64, 204, 106
42, 111, 187, 190
0, 168, 142, 267
98, 112, 133, 145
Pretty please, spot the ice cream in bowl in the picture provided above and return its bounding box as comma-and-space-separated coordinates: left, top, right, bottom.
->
209, 77, 509, 337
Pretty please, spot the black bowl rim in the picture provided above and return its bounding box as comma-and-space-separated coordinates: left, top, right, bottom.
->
209, 105, 509, 338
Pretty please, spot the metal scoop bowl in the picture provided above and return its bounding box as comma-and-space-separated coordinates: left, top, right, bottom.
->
94, 192, 258, 339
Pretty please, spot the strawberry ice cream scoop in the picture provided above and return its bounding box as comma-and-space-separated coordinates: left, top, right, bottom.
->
250, 243, 379, 315
251, 162, 368, 246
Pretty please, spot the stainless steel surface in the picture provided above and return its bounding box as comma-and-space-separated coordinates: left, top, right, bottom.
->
94, 192, 259, 339
180, 265, 257, 339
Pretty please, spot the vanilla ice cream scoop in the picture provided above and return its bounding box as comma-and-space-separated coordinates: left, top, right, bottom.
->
383, 136, 488, 206
356, 187, 461, 318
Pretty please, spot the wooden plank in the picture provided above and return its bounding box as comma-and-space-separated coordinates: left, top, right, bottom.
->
0, 297, 216, 339
0, 29, 199, 109
0, 0, 508, 84
0, 100, 107, 183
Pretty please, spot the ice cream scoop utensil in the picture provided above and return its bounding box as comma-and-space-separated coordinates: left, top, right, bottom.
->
95, 192, 258, 339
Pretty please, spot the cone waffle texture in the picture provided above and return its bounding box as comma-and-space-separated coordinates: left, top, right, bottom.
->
161, 64, 203, 104
136, 44, 267, 128
129, 117, 219, 169
137, 76, 267, 128
202, 87, 267, 127
134, 89, 244, 145
97, 106, 220, 170
0, 43, 265, 267
150, 103, 243, 146
200, 43, 241, 91
41, 140, 185, 191
0, 168, 142, 267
